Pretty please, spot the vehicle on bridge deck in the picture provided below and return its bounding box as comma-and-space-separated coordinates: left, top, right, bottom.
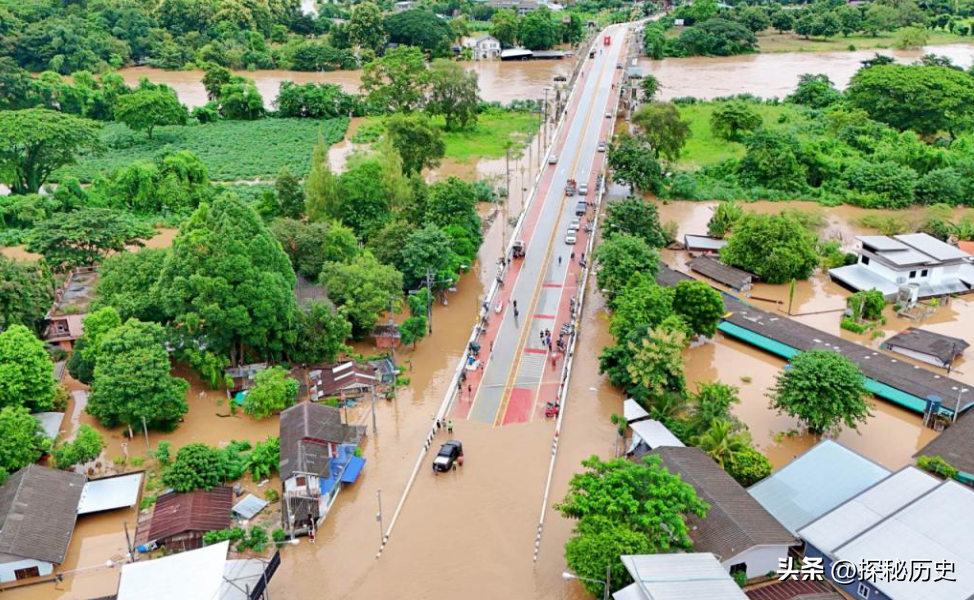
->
565, 178, 576, 196
545, 402, 560, 418
575, 201, 587, 216
604, 35, 611, 45
565, 231, 577, 245
433, 440, 463, 473
597, 141, 607, 152
589, 50, 595, 58
548, 154, 557, 164
512, 240, 526, 259
578, 182, 588, 196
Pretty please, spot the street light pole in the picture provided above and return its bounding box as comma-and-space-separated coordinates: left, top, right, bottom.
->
425, 268, 433, 335
563, 569, 611, 600
376, 489, 384, 546
543, 87, 549, 151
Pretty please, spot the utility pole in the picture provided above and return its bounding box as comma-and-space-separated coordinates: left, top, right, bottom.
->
543, 88, 549, 151
376, 489, 384, 546
142, 416, 149, 449
425, 269, 434, 335
124, 521, 137, 562
370, 383, 377, 435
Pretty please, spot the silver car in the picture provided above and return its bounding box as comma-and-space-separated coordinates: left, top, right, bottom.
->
578, 183, 589, 196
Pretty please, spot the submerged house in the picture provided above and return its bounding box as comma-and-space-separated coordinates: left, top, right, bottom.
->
0, 465, 85, 583
279, 402, 366, 536
461, 34, 502, 60
43, 267, 98, 350
882, 327, 969, 370
829, 233, 974, 300
138, 487, 233, 553
308, 361, 376, 402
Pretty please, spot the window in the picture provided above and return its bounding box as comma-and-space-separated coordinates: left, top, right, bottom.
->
909, 271, 917, 279
729, 562, 747, 576
296, 476, 306, 487
921, 269, 929, 277
857, 583, 870, 598
861, 256, 870, 265
14, 566, 40, 580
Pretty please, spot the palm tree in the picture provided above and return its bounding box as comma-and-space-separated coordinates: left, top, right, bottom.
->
692, 418, 749, 468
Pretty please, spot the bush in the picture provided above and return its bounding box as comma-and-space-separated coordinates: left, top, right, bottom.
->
845, 161, 917, 208
162, 443, 228, 492
847, 289, 886, 321
917, 455, 959, 480
915, 168, 964, 206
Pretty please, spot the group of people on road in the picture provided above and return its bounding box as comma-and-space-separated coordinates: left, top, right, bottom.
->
436, 418, 454, 435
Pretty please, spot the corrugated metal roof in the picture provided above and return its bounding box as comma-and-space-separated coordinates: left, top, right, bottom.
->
231, 494, 268, 520
33, 411, 65, 440
623, 399, 649, 423
654, 447, 796, 561
78, 473, 143, 515
748, 440, 890, 534
0, 464, 85, 564
798, 467, 938, 555
895, 233, 972, 262
117, 540, 228, 600
884, 327, 969, 364
279, 402, 365, 481
857, 235, 910, 252
147, 487, 232, 543
620, 553, 748, 600
831, 481, 974, 600
915, 408, 974, 477
684, 235, 728, 252
690, 256, 753, 290
630, 420, 684, 450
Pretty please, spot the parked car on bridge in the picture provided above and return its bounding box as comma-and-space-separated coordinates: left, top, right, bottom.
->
433, 440, 463, 472
597, 141, 607, 152
565, 231, 577, 245
575, 201, 587, 216
578, 183, 588, 195
548, 154, 557, 164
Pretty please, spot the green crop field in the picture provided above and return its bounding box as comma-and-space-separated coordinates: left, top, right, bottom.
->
437, 110, 538, 162
55, 117, 349, 183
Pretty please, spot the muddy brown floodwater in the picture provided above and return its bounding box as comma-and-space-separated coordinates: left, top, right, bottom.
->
640, 43, 974, 100
658, 200, 971, 470
117, 60, 573, 110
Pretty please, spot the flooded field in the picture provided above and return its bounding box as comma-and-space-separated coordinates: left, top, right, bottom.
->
117, 60, 573, 110
640, 43, 974, 100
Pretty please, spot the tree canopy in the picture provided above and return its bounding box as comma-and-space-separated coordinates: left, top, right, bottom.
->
0, 108, 101, 194
385, 113, 446, 176
0, 406, 48, 482
0, 325, 56, 412
632, 102, 691, 162
427, 59, 480, 131
0, 257, 53, 335
162, 443, 228, 492
114, 86, 187, 138
720, 212, 820, 283
594, 233, 660, 302
26, 208, 154, 272
243, 366, 299, 419
321, 252, 403, 337
607, 134, 664, 194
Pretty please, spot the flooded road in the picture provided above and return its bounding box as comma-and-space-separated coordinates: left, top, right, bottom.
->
641, 43, 974, 100
118, 60, 572, 110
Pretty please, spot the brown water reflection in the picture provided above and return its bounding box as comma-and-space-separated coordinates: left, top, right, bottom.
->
118, 60, 572, 110
641, 43, 974, 100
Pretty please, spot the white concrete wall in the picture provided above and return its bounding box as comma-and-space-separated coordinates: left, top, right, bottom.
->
886, 345, 944, 367
721, 544, 792, 580
0, 556, 53, 583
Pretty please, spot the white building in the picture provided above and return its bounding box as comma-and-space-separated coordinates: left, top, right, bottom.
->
393, 1, 415, 12
829, 233, 974, 300
615, 553, 748, 600
462, 34, 502, 59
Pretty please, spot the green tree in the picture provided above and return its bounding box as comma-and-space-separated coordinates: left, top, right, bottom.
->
91, 249, 168, 323
692, 418, 749, 468
594, 233, 660, 302
707, 201, 744, 238
847, 64, 974, 136
736, 6, 771, 33
490, 9, 519, 47
737, 129, 807, 191
604, 198, 668, 248
556, 455, 709, 596
427, 59, 481, 131
847, 289, 886, 321
0, 406, 48, 481
384, 10, 455, 53
727, 446, 773, 486
386, 113, 446, 176
218, 82, 264, 120
321, 252, 403, 337
401, 224, 458, 290
26, 208, 153, 272
916, 168, 965, 206
862, 3, 898, 36
771, 10, 794, 33
721, 212, 820, 283
709, 101, 762, 141
88, 319, 190, 430
243, 366, 299, 419
625, 325, 687, 400
348, 2, 387, 54
289, 301, 351, 364
609, 275, 675, 340
53, 424, 104, 469
632, 102, 691, 162
156, 194, 298, 364
399, 315, 428, 348
275, 167, 305, 219
0, 108, 101, 194
787, 73, 842, 109
114, 87, 187, 139
0, 325, 56, 412
163, 443, 228, 492
677, 17, 758, 56
640, 75, 661, 101
361, 46, 430, 114
687, 381, 741, 435
769, 349, 872, 435
304, 137, 341, 222
201, 63, 233, 101
270, 218, 329, 279
672, 279, 724, 338
67, 307, 123, 386
0, 257, 53, 335
519, 7, 559, 50
607, 134, 664, 194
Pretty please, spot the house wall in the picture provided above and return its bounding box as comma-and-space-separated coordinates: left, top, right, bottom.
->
721, 545, 792, 580
0, 555, 54, 583
805, 544, 887, 600
884, 345, 945, 368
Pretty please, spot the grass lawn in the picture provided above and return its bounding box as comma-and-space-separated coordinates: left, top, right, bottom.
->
756, 29, 971, 53
436, 110, 537, 162
676, 102, 809, 168
55, 117, 349, 183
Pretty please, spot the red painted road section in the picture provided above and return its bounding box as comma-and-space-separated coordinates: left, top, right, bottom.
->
454, 40, 626, 426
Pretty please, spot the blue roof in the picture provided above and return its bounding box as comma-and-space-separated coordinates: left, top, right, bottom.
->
747, 440, 890, 535
340, 456, 366, 484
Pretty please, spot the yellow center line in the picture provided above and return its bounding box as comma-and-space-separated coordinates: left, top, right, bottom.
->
491, 38, 615, 428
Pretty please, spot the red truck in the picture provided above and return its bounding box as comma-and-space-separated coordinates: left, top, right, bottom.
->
603, 35, 611, 45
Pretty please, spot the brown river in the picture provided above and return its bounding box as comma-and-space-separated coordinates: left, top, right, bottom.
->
7, 46, 974, 600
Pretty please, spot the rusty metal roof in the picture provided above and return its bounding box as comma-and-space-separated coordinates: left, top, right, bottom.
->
0, 464, 86, 564
147, 487, 232, 543
279, 402, 365, 481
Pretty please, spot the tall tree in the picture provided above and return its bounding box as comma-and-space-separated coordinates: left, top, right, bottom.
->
401, 224, 458, 290
384, 9, 455, 53
304, 136, 341, 222
672, 279, 724, 338
489, 9, 519, 48
519, 7, 559, 50
0, 325, 56, 412
632, 102, 691, 162
427, 59, 480, 131
607, 134, 664, 194
91, 249, 167, 323
0, 257, 53, 335
769, 349, 872, 435
720, 212, 820, 284
0, 108, 101, 194
321, 252, 403, 337
348, 2, 387, 54
243, 366, 299, 419
360, 45, 430, 113
114, 86, 187, 139
26, 208, 154, 272
288, 301, 351, 364
88, 318, 190, 431
385, 113, 446, 176
156, 194, 297, 364
603, 198, 668, 248
709, 100, 762, 141
0, 406, 48, 482
593, 233, 660, 301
